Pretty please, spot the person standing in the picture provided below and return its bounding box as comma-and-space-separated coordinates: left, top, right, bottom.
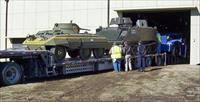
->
137, 41, 146, 72
156, 32, 162, 54
109, 42, 122, 72
123, 41, 133, 72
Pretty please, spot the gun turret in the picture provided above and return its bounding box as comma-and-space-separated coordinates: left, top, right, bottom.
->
110, 17, 133, 28
96, 17, 157, 43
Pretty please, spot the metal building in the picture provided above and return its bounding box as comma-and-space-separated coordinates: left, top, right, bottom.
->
0, 0, 199, 64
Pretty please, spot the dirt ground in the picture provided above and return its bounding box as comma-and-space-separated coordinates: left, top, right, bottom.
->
0, 65, 200, 102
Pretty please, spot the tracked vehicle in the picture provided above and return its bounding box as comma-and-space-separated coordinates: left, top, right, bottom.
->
96, 17, 158, 55
23, 22, 109, 62
13, 18, 158, 62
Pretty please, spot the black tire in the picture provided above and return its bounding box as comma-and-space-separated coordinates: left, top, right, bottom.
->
50, 46, 66, 62
79, 48, 91, 60
93, 48, 104, 58
0, 62, 23, 85
68, 49, 79, 58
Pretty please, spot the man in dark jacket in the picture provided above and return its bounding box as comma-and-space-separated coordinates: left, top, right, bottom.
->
123, 41, 133, 72
137, 41, 146, 72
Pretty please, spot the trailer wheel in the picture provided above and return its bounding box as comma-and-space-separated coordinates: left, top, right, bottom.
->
79, 48, 91, 60
93, 48, 104, 58
145, 57, 152, 67
50, 46, 66, 62
0, 62, 23, 85
68, 49, 79, 58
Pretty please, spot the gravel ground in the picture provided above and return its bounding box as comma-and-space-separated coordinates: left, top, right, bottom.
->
0, 65, 200, 102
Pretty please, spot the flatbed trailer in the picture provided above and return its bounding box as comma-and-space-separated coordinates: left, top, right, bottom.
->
0, 50, 166, 86
0, 50, 113, 85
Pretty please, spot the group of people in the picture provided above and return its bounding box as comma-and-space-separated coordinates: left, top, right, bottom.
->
109, 41, 146, 72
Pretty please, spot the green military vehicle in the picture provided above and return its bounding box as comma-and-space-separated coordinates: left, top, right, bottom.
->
96, 17, 158, 55
22, 22, 109, 62
11, 17, 157, 62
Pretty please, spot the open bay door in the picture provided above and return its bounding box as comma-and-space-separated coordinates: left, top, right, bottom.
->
115, 7, 200, 64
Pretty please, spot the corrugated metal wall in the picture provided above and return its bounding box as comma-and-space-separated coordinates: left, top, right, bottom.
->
0, 0, 199, 64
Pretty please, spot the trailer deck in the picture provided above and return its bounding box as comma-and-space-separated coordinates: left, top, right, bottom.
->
0, 50, 49, 59
0, 50, 114, 85
0, 49, 166, 86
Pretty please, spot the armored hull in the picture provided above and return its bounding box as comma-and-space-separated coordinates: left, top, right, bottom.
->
97, 27, 157, 43
23, 34, 108, 50
96, 17, 158, 55
22, 22, 109, 62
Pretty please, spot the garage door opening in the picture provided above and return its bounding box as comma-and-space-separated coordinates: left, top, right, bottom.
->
122, 10, 190, 64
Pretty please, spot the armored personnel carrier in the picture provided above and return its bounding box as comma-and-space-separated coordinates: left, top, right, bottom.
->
96, 17, 158, 55
23, 22, 109, 62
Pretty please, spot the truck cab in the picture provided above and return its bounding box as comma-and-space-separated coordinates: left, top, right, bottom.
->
160, 33, 187, 58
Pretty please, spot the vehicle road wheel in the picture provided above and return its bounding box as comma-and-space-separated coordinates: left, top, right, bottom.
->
79, 48, 91, 60
68, 49, 79, 58
93, 48, 104, 58
50, 46, 66, 62
0, 62, 23, 85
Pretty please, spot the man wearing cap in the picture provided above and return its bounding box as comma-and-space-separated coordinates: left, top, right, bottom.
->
137, 41, 146, 72
123, 41, 133, 72
109, 42, 122, 72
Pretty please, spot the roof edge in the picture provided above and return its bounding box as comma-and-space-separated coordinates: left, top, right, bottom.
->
115, 6, 197, 12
